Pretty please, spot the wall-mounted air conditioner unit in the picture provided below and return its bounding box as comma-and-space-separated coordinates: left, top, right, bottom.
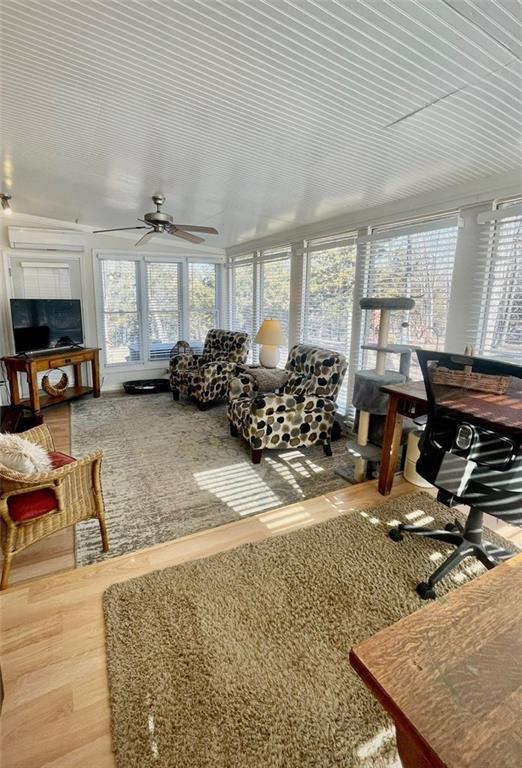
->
7, 227, 85, 252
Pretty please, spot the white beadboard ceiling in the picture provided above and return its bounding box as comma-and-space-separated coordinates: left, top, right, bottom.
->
1, 0, 521, 248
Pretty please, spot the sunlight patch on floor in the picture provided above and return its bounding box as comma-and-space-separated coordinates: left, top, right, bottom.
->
355, 725, 396, 760
194, 462, 282, 516
265, 456, 306, 495
258, 505, 314, 533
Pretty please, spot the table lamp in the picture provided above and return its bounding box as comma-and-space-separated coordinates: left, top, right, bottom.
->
255, 319, 286, 368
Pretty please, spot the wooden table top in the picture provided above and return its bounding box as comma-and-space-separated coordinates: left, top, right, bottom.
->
434, 377, 522, 432
350, 554, 522, 768
382, 378, 522, 432
381, 379, 427, 403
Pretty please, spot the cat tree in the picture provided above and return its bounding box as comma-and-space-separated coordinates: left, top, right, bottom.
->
343, 296, 415, 482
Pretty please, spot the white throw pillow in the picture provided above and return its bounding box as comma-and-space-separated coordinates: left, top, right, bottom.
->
0, 434, 53, 475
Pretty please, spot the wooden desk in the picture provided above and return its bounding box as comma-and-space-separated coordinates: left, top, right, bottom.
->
2, 347, 101, 415
378, 380, 428, 495
432, 377, 522, 434
378, 377, 522, 495
350, 554, 522, 768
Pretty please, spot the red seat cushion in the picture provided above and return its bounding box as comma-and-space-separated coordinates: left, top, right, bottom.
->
6, 452, 75, 523
49, 451, 76, 468
7, 488, 58, 522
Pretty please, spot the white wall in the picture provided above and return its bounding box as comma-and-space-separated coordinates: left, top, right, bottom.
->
0, 214, 225, 398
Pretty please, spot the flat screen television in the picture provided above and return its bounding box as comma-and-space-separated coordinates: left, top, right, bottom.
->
10, 299, 84, 354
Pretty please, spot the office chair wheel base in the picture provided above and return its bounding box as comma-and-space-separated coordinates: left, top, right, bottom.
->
389, 528, 404, 542
444, 522, 459, 533
416, 581, 437, 600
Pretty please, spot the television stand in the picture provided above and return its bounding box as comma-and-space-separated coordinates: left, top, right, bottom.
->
1, 347, 101, 415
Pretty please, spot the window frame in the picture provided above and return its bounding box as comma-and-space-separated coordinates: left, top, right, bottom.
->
359, 212, 459, 376
187, 260, 220, 343
95, 251, 223, 371
226, 246, 291, 366
300, 232, 358, 414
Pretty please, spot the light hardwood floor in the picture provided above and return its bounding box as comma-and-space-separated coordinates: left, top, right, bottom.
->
1, 405, 520, 768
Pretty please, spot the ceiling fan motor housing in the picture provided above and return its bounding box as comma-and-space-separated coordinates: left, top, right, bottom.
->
144, 210, 173, 230
144, 194, 174, 231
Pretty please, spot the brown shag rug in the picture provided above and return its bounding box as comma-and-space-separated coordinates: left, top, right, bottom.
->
103, 492, 517, 768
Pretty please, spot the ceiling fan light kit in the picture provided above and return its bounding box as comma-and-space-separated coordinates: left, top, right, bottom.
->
93, 194, 218, 246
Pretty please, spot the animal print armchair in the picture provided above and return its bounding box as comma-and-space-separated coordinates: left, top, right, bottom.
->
227, 344, 347, 463
170, 329, 250, 409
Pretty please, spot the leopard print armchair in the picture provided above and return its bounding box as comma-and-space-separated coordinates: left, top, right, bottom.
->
227, 344, 347, 463
170, 329, 250, 409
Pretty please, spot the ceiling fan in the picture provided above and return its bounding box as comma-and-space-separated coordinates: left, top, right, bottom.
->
93, 194, 218, 246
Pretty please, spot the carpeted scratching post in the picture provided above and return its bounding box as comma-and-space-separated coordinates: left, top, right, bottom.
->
337, 296, 415, 483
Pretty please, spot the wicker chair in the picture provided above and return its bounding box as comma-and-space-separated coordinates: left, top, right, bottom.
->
0, 424, 109, 589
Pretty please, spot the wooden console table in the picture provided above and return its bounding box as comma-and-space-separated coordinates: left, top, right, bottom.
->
350, 554, 522, 768
2, 347, 101, 415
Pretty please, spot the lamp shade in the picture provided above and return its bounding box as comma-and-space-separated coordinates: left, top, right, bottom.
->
255, 319, 286, 346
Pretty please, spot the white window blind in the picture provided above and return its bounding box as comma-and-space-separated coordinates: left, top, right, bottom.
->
259, 247, 291, 367
229, 259, 255, 361
302, 233, 357, 412
147, 261, 181, 361
100, 259, 141, 365
361, 214, 458, 374
188, 262, 218, 343
22, 262, 71, 299
477, 198, 522, 362
230, 262, 254, 336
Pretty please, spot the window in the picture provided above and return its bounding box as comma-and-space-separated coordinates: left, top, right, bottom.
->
477, 198, 522, 362
147, 261, 181, 361
230, 261, 254, 338
227, 248, 290, 365
100, 259, 141, 365
98, 256, 220, 366
189, 262, 218, 342
362, 214, 458, 374
230, 260, 255, 361
302, 233, 357, 410
21, 262, 72, 299
259, 248, 291, 366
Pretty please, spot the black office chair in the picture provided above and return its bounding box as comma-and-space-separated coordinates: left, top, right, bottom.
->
389, 350, 522, 599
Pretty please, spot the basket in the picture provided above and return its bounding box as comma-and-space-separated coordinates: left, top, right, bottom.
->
431, 366, 511, 395
41, 368, 69, 398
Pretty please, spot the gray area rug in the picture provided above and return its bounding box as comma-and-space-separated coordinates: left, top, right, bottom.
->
72, 393, 349, 566
103, 492, 517, 768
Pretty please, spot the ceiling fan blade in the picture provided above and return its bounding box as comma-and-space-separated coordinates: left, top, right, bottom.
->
170, 228, 204, 244
135, 230, 155, 247
93, 226, 148, 233
172, 225, 218, 235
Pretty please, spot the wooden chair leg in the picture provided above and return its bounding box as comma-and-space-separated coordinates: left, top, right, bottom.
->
251, 448, 263, 464
230, 422, 238, 437
172, 389, 179, 401
1, 553, 13, 591
323, 440, 333, 457
98, 516, 110, 552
